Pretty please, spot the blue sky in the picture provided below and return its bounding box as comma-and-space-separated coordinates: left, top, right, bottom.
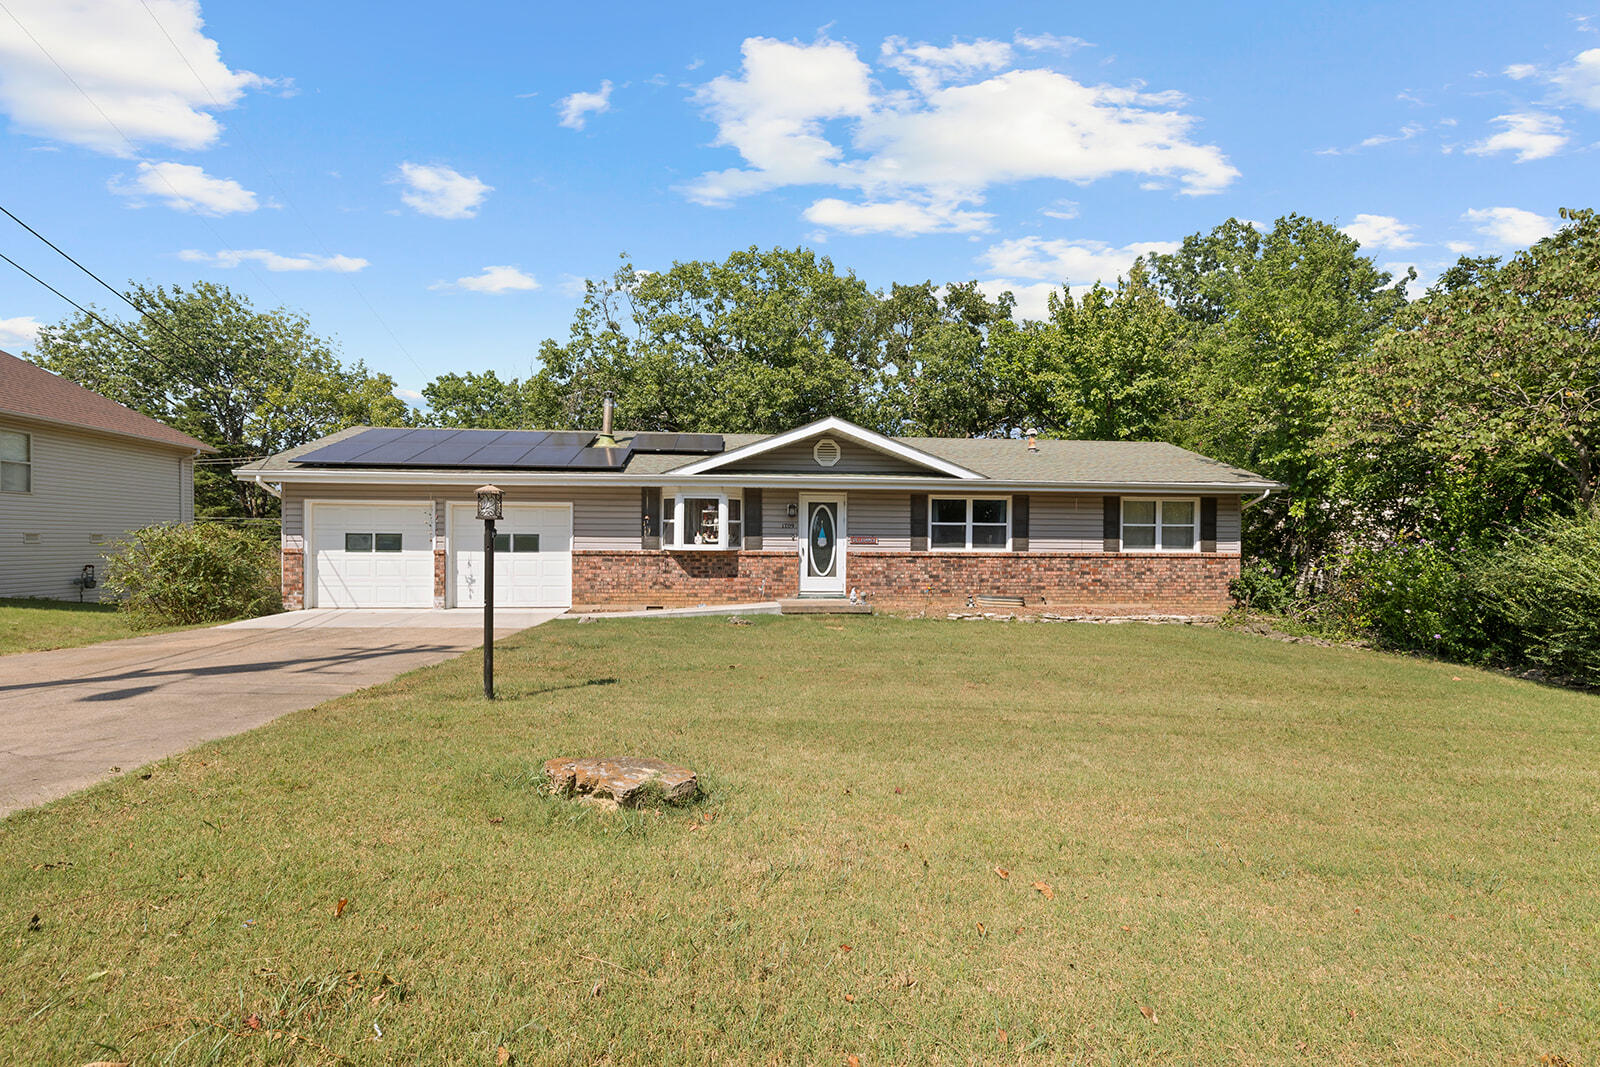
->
1, 0, 1597, 402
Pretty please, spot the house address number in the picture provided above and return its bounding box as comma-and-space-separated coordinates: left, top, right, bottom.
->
848, 535, 878, 545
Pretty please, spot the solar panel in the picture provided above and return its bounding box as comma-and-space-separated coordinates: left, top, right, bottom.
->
629, 432, 724, 454
564, 446, 633, 469
295, 427, 641, 470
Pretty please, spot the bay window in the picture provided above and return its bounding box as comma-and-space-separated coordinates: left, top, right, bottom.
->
1121, 498, 1198, 551
660, 490, 743, 549
929, 496, 1010, 550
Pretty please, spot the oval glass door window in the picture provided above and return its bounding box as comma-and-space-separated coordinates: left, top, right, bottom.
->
809, 504, 836, 577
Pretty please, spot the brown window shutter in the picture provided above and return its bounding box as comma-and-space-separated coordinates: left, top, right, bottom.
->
1102, 495, 1121, 552
1011, 494, 1029, 551
1200, 496, 1218, 553
744, 488, 763, 550
641, 487, 661, 550
910, 493, 928, 551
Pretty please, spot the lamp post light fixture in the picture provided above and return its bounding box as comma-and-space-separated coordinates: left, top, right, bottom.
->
476, 484, 504, 699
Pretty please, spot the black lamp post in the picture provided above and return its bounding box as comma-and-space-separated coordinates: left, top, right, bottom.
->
476, 484, 504, 699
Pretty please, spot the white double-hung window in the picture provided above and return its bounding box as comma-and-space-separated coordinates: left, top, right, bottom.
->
930, 497, 1010, 550
0, 430, 30, 493
1121, 498, 1198, 551
661, 490, 743, 549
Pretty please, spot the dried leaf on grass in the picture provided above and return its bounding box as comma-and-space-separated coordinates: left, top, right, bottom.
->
1031, 881, 1054, 899
993, 866, 1010, 879
1139, 1005, 1157, 1023
496, 1046, 512, 1065
334, 897, 348, 918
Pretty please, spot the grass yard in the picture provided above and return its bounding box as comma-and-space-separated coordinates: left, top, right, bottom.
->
0, 597, 187, 655
1, 616, 1597, 1065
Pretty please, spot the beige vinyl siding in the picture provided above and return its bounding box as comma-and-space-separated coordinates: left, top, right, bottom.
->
759, 489, 799, 551
280, 483, 639, 552
1216, 496, 1242, 553
721, 435, 938, 476
0, 417, 197, 601
843, 490, 911, 551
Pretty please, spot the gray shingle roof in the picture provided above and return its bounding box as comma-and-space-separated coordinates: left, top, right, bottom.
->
240, 426, 1278, 489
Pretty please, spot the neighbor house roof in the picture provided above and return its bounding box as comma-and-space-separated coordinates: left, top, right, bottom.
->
238, 416, 1281, 493
0, 349, 213, 453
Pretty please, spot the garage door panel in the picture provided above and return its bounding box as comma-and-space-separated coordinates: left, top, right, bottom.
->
312, 503, 434, 609
453, 504, 571, 608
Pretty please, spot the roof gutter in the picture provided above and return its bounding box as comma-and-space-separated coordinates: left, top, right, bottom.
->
252, 473, 282, 500
1240, 488, 1273, 511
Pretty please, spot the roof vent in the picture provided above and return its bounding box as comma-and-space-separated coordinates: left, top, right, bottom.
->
1026, 434, 1039, 453
594, 392, 617, 448
813, 437, 841, 467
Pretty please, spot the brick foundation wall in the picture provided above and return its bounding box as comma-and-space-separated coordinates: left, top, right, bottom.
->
281, 547, 304, 611
571, 549, 1238, 615
845, 551, 1240, 614
572, 551, 799, 610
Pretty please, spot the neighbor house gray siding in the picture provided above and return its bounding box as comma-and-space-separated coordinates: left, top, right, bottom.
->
0, 416, 196, 601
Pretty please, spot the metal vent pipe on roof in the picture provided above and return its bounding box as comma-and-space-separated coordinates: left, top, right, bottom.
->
596, 391, 617, 447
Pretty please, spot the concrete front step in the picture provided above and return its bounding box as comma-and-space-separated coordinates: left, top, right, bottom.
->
778, 598, 873, 615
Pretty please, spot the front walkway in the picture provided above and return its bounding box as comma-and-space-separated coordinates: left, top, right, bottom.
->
0, 609, 559, 816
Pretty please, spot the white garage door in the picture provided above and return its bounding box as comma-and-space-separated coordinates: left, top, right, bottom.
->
311, 502, 435, 608
452, 503, 572, 608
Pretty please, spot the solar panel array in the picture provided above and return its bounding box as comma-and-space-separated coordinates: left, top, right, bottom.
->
628, 432, 725, 454
296, 428, 635, 470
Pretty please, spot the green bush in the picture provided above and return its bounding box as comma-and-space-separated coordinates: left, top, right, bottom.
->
1229, 559, 1298, 615
1312, 540, 1489, 660
104, 522, 281, 626
1472, 511, 1600, 685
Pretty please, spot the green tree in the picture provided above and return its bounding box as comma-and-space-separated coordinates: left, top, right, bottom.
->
876, 280, 1015, 437
419, 370, 539, 428
530, 248, 885, 434
1331, 208, 1600, 514
32, 281, 406, 517
1145, 215, 1413, 567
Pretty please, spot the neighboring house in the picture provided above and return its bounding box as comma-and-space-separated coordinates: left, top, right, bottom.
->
1, 350, 213, 601
238, 406, 1281, 615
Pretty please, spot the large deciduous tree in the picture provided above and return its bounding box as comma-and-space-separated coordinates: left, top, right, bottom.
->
32, 281, 406, 517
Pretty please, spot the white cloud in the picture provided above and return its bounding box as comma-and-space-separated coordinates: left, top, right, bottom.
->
0, 315, 43, 349
802, 197, 992, 236
556, 80, 613, 130
1552, 47, 1600, 108
1463, 207, 1558, 248
556, 273, 590, 298
396, 162, 492, 219
431, 265, 540, 294
975, 279, 1066, 320
178, 248, 367, 272
109, 160, 257, 214
0, 0, 269, 155
1445, 240, 1475, 254
1341, 213, 1418, 250
979, 235, 1179, 287
1466, 112, 1568, 161
1013, 32, 1091, 55
683, 35, 1237, 232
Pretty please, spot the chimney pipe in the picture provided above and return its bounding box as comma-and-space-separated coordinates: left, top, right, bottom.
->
596, 392, 617, 447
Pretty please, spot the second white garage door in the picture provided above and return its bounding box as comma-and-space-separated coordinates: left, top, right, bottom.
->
311, 502, 436, 608
452, 503, 572, 608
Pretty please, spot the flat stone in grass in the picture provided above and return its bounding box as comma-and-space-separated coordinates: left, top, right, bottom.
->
544, 756, 698, 807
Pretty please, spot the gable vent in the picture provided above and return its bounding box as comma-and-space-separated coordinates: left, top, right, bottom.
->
813, 437, 841, 467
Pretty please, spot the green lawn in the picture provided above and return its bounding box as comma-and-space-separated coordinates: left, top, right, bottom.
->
1, 617, 1596, 1064
0, 598, 187, 655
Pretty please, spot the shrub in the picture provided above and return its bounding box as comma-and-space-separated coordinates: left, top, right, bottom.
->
1471, 511, 1600, 685
104, 522, 281, 626
1311, 539, 1489, 660
1229, 559, 1298, 615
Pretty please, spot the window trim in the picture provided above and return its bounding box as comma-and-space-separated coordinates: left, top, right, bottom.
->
1120, 496, 1201, 553
927, 494, 1012, 552
0, 428, 31, 494
660, 488, 745, 551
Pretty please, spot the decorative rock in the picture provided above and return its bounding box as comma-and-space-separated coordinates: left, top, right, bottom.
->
544, 756, 698, 807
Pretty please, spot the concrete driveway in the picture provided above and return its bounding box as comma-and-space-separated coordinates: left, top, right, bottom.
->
0, 608, 560, 817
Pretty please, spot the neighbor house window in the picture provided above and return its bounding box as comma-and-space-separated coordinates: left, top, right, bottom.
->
491, 533, 542, 552
929, 497, 1010, 550
0, 430, 30, 493
1121, 499, 1198, 551
660, 491, 743, 549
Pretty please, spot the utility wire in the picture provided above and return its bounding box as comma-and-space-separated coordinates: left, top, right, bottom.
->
135, 0, 431, 382
0, 249, 153, 357
0, 0, 286, 305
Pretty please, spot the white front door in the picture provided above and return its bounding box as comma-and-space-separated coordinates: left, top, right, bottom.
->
452, 503, 572, 608
798, 495, 846, 596
310, 502, 435, 608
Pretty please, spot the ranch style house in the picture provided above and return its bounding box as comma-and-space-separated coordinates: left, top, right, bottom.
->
236, 409, 1281, 616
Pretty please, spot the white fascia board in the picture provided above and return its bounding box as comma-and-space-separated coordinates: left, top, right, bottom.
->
242, 467, 1283, 494
666, 416, 986, 480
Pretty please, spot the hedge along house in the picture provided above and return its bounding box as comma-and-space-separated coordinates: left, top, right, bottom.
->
237, 411, 1281, 615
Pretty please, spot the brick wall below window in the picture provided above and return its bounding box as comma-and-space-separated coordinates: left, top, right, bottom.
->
571, 550, 1237, 614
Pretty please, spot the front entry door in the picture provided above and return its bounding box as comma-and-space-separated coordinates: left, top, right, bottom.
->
798, 495, 846, 596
